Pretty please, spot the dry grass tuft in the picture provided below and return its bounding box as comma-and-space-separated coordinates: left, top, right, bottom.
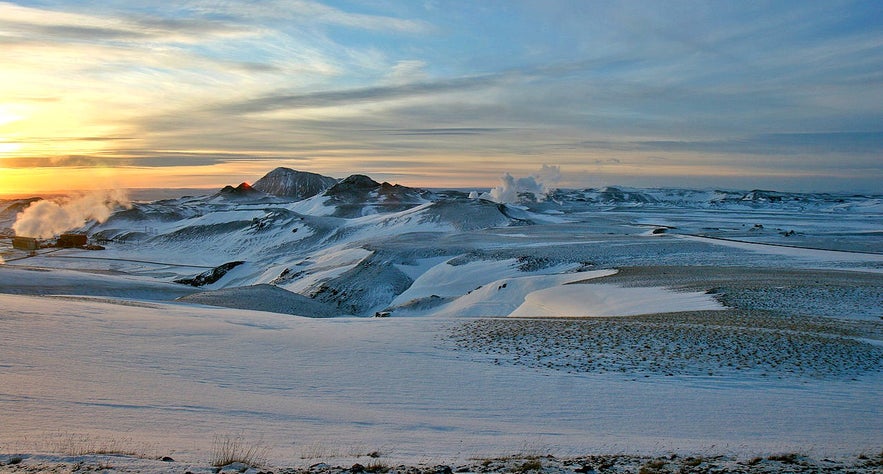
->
44, 432, 143, 457
210, 434, 268, 468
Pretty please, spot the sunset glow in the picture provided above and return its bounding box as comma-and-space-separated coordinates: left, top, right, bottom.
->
1, 0, 881, 195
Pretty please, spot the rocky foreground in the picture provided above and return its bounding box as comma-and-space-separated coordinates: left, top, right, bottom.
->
2, 452, 882, 474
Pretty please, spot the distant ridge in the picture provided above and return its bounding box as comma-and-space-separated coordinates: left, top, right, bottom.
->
323, 174, 435, 217
325, 174, 433, 202
252, 167, 338, 200
217, 182, 262, 198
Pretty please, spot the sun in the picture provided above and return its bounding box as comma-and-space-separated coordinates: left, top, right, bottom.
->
0, 141, 21, 154
0, 103, 25, 127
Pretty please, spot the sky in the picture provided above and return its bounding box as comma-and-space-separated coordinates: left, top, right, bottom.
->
0, 0, 882, 195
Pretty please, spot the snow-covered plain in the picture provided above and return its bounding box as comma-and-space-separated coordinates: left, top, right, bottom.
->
1, 173, 881, 469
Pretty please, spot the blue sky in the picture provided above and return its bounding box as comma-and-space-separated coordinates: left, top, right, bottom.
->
1, 0, 881, 193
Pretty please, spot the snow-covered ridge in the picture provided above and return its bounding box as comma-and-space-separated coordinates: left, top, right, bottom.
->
547, 186, 883, 212
1, 168, 881, 318
1, 168, 881, 464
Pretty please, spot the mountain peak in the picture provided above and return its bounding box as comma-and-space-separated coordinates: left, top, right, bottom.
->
219, 182, 260, 196
322, 174, 433, 217
337, 174, 381, 189
252, 167, 338, 200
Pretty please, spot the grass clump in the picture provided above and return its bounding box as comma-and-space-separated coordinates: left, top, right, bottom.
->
210, 434, 267, 468
365, 460, 390, 473
766, 452, 801, 464
513, 459, 543, 472
859, 451, 883, 467
638, 459, 668, 474
45, 432, 142, 457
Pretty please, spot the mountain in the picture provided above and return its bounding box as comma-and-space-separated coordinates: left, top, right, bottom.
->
252, 167, 338, 200
322, 174, 435, 217
217, 182, 264, 198
64, 169, 883, 318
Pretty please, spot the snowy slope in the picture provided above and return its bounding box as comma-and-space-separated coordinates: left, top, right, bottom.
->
0, 291, 880, 466
4, 170, 881, 318
1, 170, 882, 467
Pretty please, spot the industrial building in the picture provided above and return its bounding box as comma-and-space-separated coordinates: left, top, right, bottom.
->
12, 236, 38, 251
57, 233, 88, 248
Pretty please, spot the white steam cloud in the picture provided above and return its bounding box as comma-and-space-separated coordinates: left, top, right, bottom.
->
484, 164, 562, 204
12, 189, 131, 239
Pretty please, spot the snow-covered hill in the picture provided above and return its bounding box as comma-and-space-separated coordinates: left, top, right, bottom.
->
1, 168, 881, 466
252, 167, 338, 200
2, 169, 881, 319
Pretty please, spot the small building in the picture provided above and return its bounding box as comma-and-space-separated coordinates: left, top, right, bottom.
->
57, 233, 87, 248
12, 236, 39, 251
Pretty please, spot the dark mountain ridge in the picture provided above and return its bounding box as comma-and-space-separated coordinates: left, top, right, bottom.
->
252, 167, 339, 200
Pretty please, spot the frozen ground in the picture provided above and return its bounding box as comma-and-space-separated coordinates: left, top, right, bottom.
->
1, 292, 880, 466
1, 181, 881, 471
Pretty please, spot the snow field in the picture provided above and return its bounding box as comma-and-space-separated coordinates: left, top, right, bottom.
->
2, 184, 882, 468
2, 292, 881, 465
390, 259, 592, 308
509, 283, 725, 317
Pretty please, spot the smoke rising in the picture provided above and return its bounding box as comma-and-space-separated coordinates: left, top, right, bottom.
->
12, 189, 131, 239
485, 164, 562, 204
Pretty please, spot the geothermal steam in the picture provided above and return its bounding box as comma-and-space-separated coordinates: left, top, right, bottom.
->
486, 164, 562, 203
13, 189, 131, 239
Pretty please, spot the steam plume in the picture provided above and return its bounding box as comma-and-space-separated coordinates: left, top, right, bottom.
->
485, 164, 562, 203
12, 189, 131, 239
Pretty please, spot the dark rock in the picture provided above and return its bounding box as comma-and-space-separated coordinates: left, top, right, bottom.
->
174, 261, 245, 287
160, 455, 175, 462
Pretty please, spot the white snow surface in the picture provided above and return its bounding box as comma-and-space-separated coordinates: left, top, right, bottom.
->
678, 234, 883, 266
397, 270, 616, 318
509, 283, 725, 317
1, 183, 882, 465
1, 290, 880, 466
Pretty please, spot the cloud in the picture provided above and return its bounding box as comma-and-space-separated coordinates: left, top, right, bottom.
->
188, 0, 431, 33
386, 60, 429, 85
384, 128, 507, 136
213, 72, 506, 114
1, 156, 125, 168
2, 1, 881, 194
0, 2, 248, 44
573, 131, 883, 156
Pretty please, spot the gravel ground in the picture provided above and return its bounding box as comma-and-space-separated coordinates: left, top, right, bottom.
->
449, 311, 883, 380
3, 452, 883, 474
449, 265, 883, 380
583, 266, 883, 320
